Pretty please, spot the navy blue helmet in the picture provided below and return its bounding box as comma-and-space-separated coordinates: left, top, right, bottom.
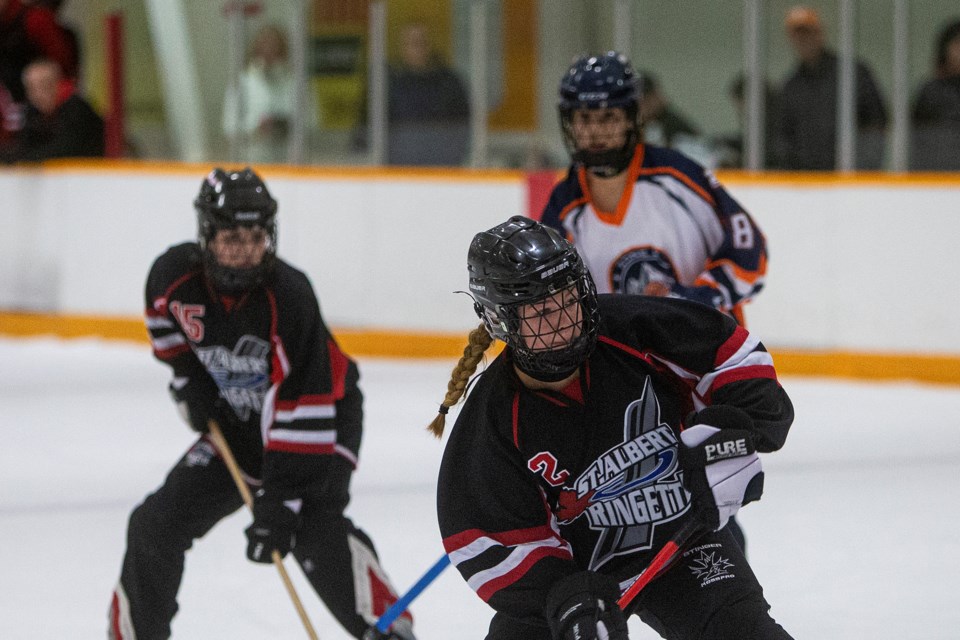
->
558, 52, 643, 176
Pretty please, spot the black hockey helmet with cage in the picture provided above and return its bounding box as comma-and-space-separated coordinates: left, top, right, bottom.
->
194, 167, 278, 294
468, 215, 600, 381
558, 51, 643, 177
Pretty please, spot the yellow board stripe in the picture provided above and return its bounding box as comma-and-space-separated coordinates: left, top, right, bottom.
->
768, 350, 960, 386
713, 170, 960, 188
14, 159, 960, 188
0, 312, 150, 343
2, 312, 959, 385
14, 158, 522, 184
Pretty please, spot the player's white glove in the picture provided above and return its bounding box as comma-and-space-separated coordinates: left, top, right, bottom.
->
679, 406, 764, 531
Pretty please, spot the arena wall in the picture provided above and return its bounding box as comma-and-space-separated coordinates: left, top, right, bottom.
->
2, 161, 958, 383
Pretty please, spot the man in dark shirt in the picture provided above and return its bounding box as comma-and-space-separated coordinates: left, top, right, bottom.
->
636, 70, 700, 149
910, 19, 960, 169
351, 21, 470, 166
3, 57, 103, 162
386, 21, 470, 166
777, 6, 887, 170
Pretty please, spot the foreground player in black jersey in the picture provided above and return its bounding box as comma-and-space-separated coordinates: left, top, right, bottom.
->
108, 168, 414, 640
430, 216, 794, 639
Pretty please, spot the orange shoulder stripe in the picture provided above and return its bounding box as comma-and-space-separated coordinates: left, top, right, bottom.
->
637, 166, 717, 208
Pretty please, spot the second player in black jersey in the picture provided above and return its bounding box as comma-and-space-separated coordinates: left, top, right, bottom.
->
108, 167, 415, 640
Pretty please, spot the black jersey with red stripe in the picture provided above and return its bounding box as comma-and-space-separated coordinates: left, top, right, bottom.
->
437, 294, 793, 622
144, 242, 359, 493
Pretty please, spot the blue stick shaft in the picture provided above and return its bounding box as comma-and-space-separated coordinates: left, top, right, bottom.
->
376, 554, 451, 633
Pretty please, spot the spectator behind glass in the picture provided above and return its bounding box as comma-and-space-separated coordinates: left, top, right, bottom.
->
0, 79, 16, 154
222, 24, 295, 164
635, 69, 719, 167
910, 19, 960, 170
717, 73, 784, 169
0, 0, 76, 101
2, 57, 103, 162
0, 0, 77, 154
778, 5, 887, 170
386, 21, 470, 166
636, 70, 700, 148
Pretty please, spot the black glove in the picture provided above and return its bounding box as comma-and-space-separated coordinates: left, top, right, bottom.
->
679, 406, 764, 531
544, 571, 629, 640
244, 489, 298, 563
361, 621, 415, 640
169, 375, 233, 434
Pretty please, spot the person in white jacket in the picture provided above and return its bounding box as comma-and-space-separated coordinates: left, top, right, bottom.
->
222, 24, 302, 164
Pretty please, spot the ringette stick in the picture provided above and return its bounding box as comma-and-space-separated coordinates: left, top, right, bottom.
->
208, 420, 319, 640
374, 554, 451, 633
618, 517, 702, 610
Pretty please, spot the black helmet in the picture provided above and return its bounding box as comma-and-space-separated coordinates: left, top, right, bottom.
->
468, 216, 599, 381
194, 167, 278, 294
558, 51, 642, 177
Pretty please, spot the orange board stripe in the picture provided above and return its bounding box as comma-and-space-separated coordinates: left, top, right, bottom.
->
11, 160, 960, 188
2, 312, 959, 385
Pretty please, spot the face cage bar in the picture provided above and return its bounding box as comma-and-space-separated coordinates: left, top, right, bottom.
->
485, 275, 600, 380
199, 220, 277, 251
559, 103, 642, 174
201, 226, 278, 295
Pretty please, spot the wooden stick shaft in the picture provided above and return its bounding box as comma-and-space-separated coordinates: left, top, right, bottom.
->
208, 420, 319, 640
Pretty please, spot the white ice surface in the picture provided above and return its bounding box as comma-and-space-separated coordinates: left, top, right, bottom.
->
1, 337, 959, 639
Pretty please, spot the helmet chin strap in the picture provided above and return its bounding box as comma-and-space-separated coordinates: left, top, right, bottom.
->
570, 123, 640, 178
576, 147, 633, 178
514, 359, 580, 383
509, 319, 595, 383
204, 253, 275, 295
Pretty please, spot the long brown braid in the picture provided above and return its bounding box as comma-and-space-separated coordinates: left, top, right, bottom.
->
427, 323, 494, 438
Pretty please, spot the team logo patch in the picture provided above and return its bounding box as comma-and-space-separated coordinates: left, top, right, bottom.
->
550, 377, 692, 570
686, 543, 735, 587
184, 440, 217, 467
196, 335, 271, 420
610, 247, 677, 295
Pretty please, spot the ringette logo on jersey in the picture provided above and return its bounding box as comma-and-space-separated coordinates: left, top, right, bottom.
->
554, 376, 693, 570
610, 247, 677, 295
197, 335, 271, 419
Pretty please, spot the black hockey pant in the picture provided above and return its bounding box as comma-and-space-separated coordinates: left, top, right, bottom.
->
108, 439, 404, 639
484, 527, 791, 640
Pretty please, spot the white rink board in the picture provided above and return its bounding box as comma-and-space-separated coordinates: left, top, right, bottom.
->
732, 182, 960, 354
1, 167, 959, 354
